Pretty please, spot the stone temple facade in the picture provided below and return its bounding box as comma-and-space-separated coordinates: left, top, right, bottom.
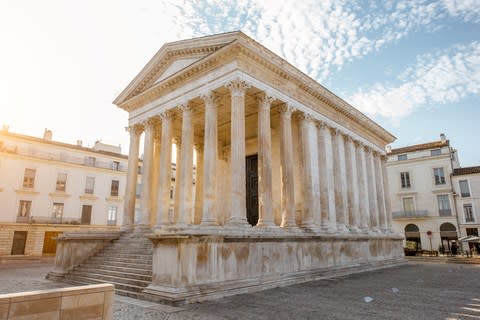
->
51, 31, 404, 304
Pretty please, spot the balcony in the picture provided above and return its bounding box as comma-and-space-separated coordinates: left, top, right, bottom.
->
392, 210, 429, 219
16, 216, 82, 224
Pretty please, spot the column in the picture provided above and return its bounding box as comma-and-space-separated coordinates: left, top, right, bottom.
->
300, 113, 320, 228
356, 143, 370, 232
122, 124, 142, 230
155, 111, 174, 228
381, 155, 393, 232
194, 143, 204, 224
366, 148, 380, 232
332, 129, 348, 232
201, 92, 219, 226
176, 104, 194, 226
173, 137, 181, 223
345, 136, 360, 232
226, 79, 250, 226
139, 119, 155, 227
256, 94, 275, 227
151, 122, 161, 225
375, 154, 388, 232
279, 104, 297, 228
317, 122, 336, 232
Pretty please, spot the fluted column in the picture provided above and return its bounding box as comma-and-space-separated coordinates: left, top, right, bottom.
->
356, 143, 370, 232
280, 105, 297, 228
151, 122, 161, 225
176, 104, 194, 226
345, 136, 360, 232
194, 143, 204, 224
332, 129, 348, 232
155, 111, 174, 228
256, 94, 275, 227
317, 122, 336, 232
366, 148, 380, 232
122, 124, 143, 230
200, 92, 219, 226
139, 119, 155, 227
300, 113, 320, 228
381, 155, 393, 232
173, 137, 181, 223
226, 79, 250, 226
375, 153, 388, 232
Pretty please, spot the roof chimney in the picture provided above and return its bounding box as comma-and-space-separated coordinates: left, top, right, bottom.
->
440, 133, 446, 143
43, 128, 52, 141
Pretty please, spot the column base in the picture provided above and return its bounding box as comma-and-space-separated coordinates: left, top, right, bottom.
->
226, 217, 250, 227
256, 219, 277, 228
200, 220, 219, 227
120, 225, 134, 232
280, 219, 298, 228
349, 226, 361, 233
336, 224, 349, 233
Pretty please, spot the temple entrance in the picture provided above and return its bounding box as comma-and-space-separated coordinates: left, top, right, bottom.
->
245, 154, 258, 226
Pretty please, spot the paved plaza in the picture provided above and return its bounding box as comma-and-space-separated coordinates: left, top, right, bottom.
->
0, 258, 479, 319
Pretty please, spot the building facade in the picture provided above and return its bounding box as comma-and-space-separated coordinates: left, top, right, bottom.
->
386, 134, 461, 254
0, 127, 127, 255
452, 166, 480, 252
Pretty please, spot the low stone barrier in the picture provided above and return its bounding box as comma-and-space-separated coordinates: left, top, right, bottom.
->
0, 283, 114, 320
47, 231, 121, 280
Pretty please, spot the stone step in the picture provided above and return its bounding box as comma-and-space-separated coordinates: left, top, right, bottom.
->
69, 271, 151, 288
95, 252, 153, 259
74, 267, 152, 281
85, 262, 153, 274
82, 260, 153, 270
66, 275, 147, 293
102, 247, 153, 253
89, 256, 152, 264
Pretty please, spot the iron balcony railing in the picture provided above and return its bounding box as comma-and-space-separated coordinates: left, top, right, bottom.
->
16, 216, 83, 224
392, 210, 429, 219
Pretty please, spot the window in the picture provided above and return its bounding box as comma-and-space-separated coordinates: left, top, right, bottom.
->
431, 149, 441, 156
112, 161, 120, 171
398, 154, 407, 161
466, 228, 479, 236
402, 197, 415, 213
464, 204, 475, 222
459, 180, 471, 197
55, 173, 67, 192
110, 180, 119, 197
400, 172, 411, 188
81, 205, 92, 224
433, 168, 446, 185
85, 156, 96, 167
107, 206, 117, 225
85, 176, 95, 194
18, 200, 32, 217
52, 203, 64, 218
437, 195, 451, 216
23, 168, 36, 188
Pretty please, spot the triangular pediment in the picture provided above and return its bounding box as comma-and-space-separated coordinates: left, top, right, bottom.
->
113, 31, 245, 106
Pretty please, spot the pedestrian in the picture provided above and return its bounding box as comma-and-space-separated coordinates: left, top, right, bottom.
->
451, 242, 457, 256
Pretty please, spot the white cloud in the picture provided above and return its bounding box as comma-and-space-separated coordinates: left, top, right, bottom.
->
159, 0, 480, 82
348, 42, 480, 120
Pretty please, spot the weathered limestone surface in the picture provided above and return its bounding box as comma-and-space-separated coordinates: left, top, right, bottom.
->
0, 284, 114, 320
144, 230, 404, 305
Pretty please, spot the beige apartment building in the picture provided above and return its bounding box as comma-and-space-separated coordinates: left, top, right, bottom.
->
0, 127, 127, 256
386, 134, 461, 254
452, 166, 480, 252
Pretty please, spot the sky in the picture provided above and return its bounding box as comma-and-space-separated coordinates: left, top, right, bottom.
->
0, 0, 479, 166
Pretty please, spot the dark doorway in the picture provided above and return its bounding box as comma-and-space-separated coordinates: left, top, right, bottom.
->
11, 231, 27, 255
42, 231, 62, 255
245, 154, 258, 226
81, 205, 92, 224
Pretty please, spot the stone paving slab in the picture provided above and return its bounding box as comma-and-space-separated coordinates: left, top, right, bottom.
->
0, 260, 479, 319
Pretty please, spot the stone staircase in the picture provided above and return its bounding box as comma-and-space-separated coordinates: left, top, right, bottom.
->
64, 231, 153, 299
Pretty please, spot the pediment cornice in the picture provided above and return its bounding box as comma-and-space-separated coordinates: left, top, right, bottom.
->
115, 32, 395, 144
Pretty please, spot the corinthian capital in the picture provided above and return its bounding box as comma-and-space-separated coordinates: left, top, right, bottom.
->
279, 104, 295, 117
200, 91, 220, 108
225, 78, 251, 97
160, 110, 174, 121
257, 93, 275, 110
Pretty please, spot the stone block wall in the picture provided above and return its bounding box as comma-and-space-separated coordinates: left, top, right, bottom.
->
0, 284, 114, 320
